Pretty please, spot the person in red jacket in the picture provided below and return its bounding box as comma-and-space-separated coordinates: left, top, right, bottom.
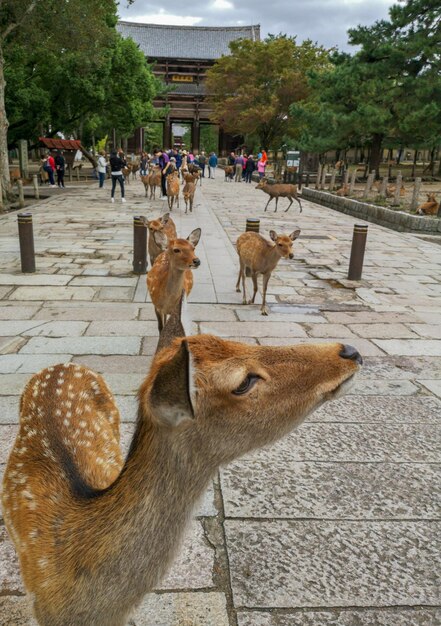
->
43, 152, 56, 187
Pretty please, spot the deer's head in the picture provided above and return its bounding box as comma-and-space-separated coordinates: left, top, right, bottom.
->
153, 228, 201, 268
269, 229, 300, 260
141, 333, 362, 462
147, 213, 171, 235
255, 178, 267, 189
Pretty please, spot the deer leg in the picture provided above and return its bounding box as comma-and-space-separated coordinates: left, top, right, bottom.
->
264, 197, 272, 212
236, 258, 245, 293
295, 196, 303, 213
155, 309, 164, 332
240, 262, 247, 304
249, 272, 258, 304
261, 272, 271, 316
285, 197, 293, 212
274, 197, 279, 212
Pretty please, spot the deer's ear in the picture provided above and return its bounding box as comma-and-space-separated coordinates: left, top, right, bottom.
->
269, 230, 278, 242
187, 228, 201, 247
153, 230, 168, 250
161, 213, 170, 224
150, 339, 194, 426
289, 229, 301, 241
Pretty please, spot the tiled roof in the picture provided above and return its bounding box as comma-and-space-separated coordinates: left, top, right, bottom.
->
116, 22, 260, 60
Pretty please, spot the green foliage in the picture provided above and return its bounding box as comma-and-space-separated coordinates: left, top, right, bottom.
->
2, 0, 159, 147
200, 125, 218, 154
206, 35, 331, 151
293, 0, 441, 168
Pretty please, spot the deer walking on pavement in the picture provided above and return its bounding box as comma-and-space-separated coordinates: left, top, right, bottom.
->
147, 228, 201, 331
256, 178, 302, 213
2, 304, 362, 626
144, 213, 177, 266
236, 229, 301, 315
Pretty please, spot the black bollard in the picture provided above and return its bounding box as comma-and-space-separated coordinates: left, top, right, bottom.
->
305, 172, 310, 187
348, 224, 368, 280
246, 218, 260, 233
17, 213, 36, 273
133, 216, 148, 274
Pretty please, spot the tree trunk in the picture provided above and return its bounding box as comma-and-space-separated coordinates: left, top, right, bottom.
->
0, 46, 12, 208
369, 134, 383, 180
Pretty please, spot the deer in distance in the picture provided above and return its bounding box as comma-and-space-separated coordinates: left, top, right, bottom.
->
183, 178, 196, 214
166, 171, 180, 211
256, 178, 302, 213
147, 228, 201, 331
236, 229, 301, 315
417, 192, 439, 215
143, 213, 177, 267
2, 299, 362, 626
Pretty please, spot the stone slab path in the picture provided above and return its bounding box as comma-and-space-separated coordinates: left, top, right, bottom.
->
0, 177, 440, 625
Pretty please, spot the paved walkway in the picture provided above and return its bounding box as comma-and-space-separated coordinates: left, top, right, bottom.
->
0, 176, 440, 625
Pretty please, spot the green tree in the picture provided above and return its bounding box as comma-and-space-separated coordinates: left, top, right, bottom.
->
206, 35, 331, 152
293, 0, 441, 176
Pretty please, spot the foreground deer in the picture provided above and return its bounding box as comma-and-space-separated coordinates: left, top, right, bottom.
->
140, 174, 150, 198
2, 307, 361, 626
256, 178, 302, 212
147, 228, 201, 331
417, 192, 439, 215
148, 165, 161, 200
145, 213, 177, 266
236, 229, 300, 315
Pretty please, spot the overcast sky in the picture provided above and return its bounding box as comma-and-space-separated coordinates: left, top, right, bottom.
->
118, 0, 396, 51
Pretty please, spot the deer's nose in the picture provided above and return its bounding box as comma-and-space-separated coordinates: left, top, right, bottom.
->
339, 344, 363, 365
192, 258, 201, 267
289, 253, 294, 259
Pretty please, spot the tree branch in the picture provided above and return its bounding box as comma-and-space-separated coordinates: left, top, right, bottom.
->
1, 0, 39, 42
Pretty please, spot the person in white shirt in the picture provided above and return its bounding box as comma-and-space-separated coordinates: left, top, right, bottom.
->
97, 151, 107, 188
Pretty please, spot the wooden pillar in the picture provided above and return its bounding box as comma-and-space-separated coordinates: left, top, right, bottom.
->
192, 120, 200, 153
163, 117, 172, 150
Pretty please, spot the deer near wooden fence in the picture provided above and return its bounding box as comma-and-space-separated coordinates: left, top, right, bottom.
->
2, 305, 362, 626
236, 228, 301, 315
256, 178, 302, 212
147, 228, 201, 331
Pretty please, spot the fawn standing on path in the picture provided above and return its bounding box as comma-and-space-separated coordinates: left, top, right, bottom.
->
236, 229, 301, 315
144, 213, 177, 267
147, 228, 201, 331
2, 302, 362, 626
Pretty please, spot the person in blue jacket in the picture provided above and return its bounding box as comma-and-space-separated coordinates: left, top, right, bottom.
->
208, 152, 218, 179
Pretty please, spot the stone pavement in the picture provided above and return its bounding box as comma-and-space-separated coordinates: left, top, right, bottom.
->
0, 176, 440, 625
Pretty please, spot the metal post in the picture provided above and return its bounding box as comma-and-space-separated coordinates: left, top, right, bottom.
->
17, 180, 25, 208
17, 213, 36, 273
348, 224, 368, 280
246, 218, 260, 233
133, 216, 147, 274
32, 175, 40, 199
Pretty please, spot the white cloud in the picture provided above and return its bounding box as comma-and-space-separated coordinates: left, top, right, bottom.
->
126, 12, 203, 26
213, 0, 234, 9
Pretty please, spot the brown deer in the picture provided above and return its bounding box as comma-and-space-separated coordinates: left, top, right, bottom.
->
183, 179, 196, 214
148, 166, 161, 200
236, 229, 301, 315
147, 228, 201, 331
224, 165, 234, 181
2, 312, 362, 626
145, 213, 178, 266
335, 184, 349, 197
256, 178, 302, 213
188, 163, 202, 186
140, 174, 150, 197
417, 192, 439, 215
166, 171, 180, 211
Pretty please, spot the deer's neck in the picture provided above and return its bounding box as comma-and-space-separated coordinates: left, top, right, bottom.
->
86, 413, 212, 609
266, 245, 282, 271
166, 260, 186, 295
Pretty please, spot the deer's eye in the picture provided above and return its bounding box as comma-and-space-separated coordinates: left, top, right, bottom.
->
173, 249, 180, 253
232, 374, 261, 396
278, 243, 283, 247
